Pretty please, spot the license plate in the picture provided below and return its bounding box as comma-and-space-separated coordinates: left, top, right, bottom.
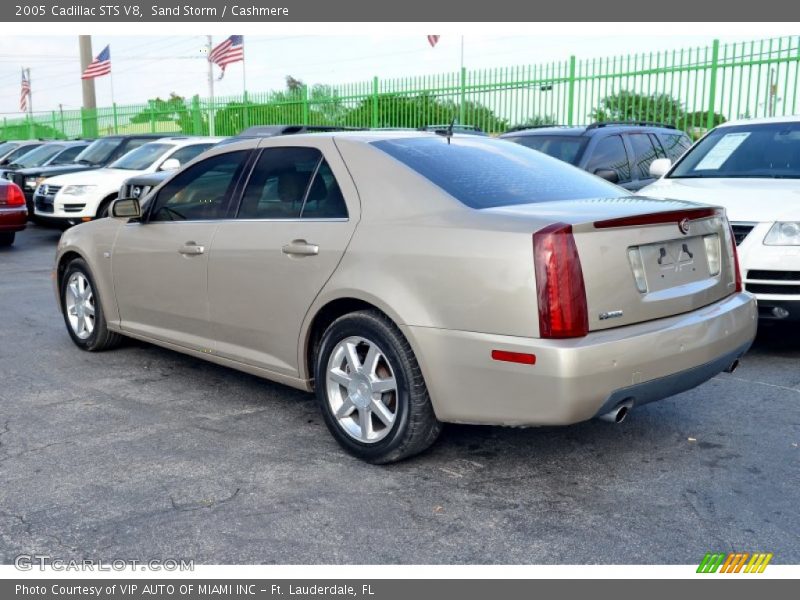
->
637, 236, 709, 291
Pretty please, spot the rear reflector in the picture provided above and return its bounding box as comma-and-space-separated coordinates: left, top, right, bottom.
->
594, 208, 719, 229
0, 182, 25, 207
533, 222, 589, 339
491, 350, 536, 365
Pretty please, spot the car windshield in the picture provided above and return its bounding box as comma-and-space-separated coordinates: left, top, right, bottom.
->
670, 121, 800, 179
504, 135, 588, 165
372, 136, 625, 209
109, 143, 173, 170
10, 144, 63, 168
75, 138, 121, 166
4, 144, 41, 163
0, 142, 18, 156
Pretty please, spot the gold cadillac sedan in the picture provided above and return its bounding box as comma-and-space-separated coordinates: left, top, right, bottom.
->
54, 131, 757, 463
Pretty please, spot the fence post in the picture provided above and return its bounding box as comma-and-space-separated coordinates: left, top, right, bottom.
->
301, 85, 309, 125
112, 103, 119, 134
50, 111, 58, 139
459, 67, 466, 124
372, 76, 379, 128
243, 90, 250, 129
567, 55, 577, 126
191, 95, 203, 135
706, 39, 720, 130
149, 107, 156, 133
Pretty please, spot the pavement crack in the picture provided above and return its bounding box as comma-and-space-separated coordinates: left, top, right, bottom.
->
726, 375, 800, 395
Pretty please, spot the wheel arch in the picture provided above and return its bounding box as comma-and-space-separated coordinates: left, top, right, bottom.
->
300, 293, 410, 386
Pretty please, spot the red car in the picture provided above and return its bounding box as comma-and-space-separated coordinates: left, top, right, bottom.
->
0, 180, 27, 246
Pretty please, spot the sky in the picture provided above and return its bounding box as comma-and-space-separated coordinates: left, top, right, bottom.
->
0, 34, 768, 115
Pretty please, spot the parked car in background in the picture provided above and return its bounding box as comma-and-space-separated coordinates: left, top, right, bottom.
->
640, 116, 800, 322
501, 122, 692, 191
0, 180, 27, 247
1, 141, 91, 214
36, 137, 221, 227
119, 125, 357, 200
29, 134, 170, 220
55, 131, 755, 463
0, 140, 45, 167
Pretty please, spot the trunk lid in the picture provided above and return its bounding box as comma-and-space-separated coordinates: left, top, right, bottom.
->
490, 197, 737, 331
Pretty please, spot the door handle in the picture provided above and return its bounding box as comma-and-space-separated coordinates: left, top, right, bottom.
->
179, 242, 205, 256
282, 239, 319, 257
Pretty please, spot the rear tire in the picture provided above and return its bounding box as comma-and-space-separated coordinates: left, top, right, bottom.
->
60, 258, 123, 351
314, 310, 441, 463
0, 232, 15, 247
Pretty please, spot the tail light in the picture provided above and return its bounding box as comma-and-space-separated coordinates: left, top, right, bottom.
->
0, 182, 25, 207
533, 223, 589, 338
727, 221, 743, 293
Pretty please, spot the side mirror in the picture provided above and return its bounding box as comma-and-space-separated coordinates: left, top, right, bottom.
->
649, 158, 672, 179
594, 168, 619, 184
110, 197, 141, 219
159, 158, 181, 171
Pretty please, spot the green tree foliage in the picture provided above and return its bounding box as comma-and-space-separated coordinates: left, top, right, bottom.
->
128, 93, 193, 133
591, 90, 685, 127
508, 114, 558, 130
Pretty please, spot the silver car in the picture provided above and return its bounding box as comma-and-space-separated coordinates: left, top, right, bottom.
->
54, 132, 757, 463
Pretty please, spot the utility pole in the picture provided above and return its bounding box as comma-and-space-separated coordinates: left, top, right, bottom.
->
207, 35, 216, 136
78, 35, 97, 137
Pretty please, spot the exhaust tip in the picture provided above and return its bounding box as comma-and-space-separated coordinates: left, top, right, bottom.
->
598, 400, 633, 423
724, 359, 740, 374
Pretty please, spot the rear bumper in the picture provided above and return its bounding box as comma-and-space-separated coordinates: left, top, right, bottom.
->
405, 292, 757, 426
0, 207, 27, 232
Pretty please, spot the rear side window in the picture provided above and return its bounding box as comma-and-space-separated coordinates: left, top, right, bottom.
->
627, 133, 662, 179
238, 148, 348, 220
371, 137, 625, 209
504, 135, 588, 165
584, 135, 631, 183
660, 133, 692, 161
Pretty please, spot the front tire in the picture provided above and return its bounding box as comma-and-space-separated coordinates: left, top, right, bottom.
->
60, 258, 123, 351
314, 310, 441, 463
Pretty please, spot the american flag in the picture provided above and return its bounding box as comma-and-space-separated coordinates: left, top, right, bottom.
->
20, 69, 30, 113
81, 45, 111, 80
427, 35, 440, 48
209, 35, 244, 80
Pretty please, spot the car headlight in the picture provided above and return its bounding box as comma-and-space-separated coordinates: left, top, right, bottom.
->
24, 176, 38, 189
764, 222, 800, 246
61, 185, 97, 196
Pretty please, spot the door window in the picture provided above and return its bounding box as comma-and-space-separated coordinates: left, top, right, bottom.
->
148, 150, 248, 222
628, 133, 662, 179
584, 135, 631, 183
237, 147, 347, 220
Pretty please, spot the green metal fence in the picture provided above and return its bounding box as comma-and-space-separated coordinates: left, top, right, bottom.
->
2, 35, 799, 141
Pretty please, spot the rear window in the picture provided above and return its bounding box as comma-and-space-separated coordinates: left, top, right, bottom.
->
504, 135, 588, 165
371, 136, 625, 209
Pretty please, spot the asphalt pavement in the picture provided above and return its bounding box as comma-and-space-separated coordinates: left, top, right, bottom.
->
0, 224, 798, 564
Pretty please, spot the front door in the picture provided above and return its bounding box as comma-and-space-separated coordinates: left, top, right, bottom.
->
207, 140, 359, 376
112, 149, 250, 351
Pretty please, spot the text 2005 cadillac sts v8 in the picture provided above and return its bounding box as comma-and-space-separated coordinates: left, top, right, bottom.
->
53, 132, 757, 463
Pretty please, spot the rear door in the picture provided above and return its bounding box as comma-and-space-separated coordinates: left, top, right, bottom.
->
207, 139, 359, 377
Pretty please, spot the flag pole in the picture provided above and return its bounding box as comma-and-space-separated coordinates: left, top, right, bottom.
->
207, 35, 216, 136
27, 68, 34, 138
241, 38, 249, 129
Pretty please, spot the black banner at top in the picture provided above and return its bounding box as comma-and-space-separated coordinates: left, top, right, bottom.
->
1, 0, 799, 22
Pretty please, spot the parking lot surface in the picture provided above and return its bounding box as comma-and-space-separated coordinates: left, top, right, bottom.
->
1, 224, 798, 564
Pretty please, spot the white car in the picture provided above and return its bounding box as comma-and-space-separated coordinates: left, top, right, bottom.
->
34, 136, 221, 227
641, 116, 800, 322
